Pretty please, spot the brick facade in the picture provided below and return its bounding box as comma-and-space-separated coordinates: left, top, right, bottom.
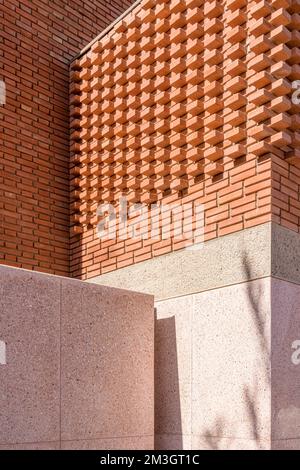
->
1, 0, 300, 280
0, 0, 134, 276
70, 0, 300, 280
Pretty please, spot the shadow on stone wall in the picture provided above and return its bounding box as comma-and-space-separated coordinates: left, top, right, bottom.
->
199, 253, 271, 450
154, 311, 182, 450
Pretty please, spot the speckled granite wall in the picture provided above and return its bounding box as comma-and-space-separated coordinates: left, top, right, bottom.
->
155, 277, 300, 450
0, 265, 154, 450
90, 222, 300, 450
271, 278, 300, 450
155, 278, 271, 450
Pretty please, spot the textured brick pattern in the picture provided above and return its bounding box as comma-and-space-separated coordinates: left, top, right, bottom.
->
0, 0, 134, 275
70, 0, 300, 279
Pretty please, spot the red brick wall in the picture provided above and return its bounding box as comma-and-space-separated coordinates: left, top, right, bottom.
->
0, 0, 134, 275
70, 0, 300, 280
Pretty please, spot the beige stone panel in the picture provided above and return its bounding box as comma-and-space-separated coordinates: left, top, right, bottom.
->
61, 436, 153, 450
191, 435, 270, 450
0, 266, 60, 445
0, 442, 60, 450
60, 279, 154, 441
271, 278, 300, 442
192, 279, 271, 440
272, 439, 300, 450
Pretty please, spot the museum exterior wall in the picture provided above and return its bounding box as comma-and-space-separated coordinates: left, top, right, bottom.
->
0, 265, 154, 449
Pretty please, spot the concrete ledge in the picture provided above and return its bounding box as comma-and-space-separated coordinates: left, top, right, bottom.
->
272, 224, 300, 286
89, 223, 272, 300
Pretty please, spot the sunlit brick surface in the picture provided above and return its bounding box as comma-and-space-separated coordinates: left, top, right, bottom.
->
70, 0, 300, 279
0, 0, 134, 275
